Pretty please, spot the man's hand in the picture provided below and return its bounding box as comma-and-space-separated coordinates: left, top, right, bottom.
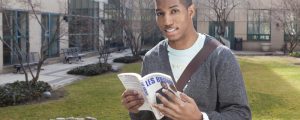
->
153, 89, 203, 120
121, 89, 144, 113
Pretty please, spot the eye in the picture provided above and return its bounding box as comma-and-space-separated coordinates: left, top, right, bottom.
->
156, 12, 163, 16
171, 9, 179, 14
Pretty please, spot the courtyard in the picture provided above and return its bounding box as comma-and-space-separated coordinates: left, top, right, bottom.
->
0, 56, 299, 120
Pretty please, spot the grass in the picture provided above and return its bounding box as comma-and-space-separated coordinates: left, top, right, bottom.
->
0, 62, 141, 120
0, 56, 300, 120
239, 56, 300, 119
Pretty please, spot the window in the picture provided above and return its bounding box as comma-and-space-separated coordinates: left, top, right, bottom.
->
41, 14, 60, 58
69, 0, 100, 51
140, 9, 162, 46
3, 11, 29, 65
284, 23, 300, 42
102, 1, 124, 47
284, 12, 300, 41
247, 9, 271, 41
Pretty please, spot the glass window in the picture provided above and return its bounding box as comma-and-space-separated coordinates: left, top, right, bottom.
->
3, 11, 29, 65
247, 9, 271, 41
42, 14, 60, 58
103, 0, 124, 48
69, 0, 100, 51
284, 11, 300, 41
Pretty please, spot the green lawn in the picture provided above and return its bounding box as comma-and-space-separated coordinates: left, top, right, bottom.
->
239, 56, 300, 119
0, 63, 141, 120
0, 56, 299, 120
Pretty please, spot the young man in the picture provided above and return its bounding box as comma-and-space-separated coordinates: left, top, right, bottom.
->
121, 0, 251, 119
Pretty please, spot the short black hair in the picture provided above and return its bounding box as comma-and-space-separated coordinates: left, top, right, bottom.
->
155, 0, 193, 8
181, 0, 193, 7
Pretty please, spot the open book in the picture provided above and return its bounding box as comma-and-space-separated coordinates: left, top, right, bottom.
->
117, 72, 179, 120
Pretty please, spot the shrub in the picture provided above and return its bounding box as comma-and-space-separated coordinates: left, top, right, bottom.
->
67, 63, 112, 76
0, 81, 52, 107
289, 52, 300, 58
139, 49, 149, 56
113, 56, 141, 63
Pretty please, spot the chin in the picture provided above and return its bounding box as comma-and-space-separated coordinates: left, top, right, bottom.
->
164, 30, 182, 42
166, 35, 181, 42
167, 38, 179, 42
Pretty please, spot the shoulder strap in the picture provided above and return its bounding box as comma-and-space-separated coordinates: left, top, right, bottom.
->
175, 38, 222, 92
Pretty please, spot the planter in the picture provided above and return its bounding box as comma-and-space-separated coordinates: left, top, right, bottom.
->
261, 43, 271, 52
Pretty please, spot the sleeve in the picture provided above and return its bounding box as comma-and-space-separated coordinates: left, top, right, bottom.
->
129, 111, 156, 120
141, 55, 149, 77
207, 48, 252, 120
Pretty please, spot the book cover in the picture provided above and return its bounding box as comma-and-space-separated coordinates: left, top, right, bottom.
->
118, 72, 178, 119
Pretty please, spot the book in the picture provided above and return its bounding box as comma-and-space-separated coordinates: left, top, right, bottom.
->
117, 72, 179, 120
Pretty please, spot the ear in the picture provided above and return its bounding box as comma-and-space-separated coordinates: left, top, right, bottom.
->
187, 4, 196, 19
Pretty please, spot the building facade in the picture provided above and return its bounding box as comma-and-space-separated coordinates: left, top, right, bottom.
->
0, 0, 69, 73
1, 0, 299, 73
0, 0, 110, 73
197, 0, 300, 51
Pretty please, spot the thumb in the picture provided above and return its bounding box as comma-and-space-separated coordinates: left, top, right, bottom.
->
179, 92, 194, 103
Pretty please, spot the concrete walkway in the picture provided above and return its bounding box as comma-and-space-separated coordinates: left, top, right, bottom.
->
0, 49, 288, 89
233, 50, 285, 56
0, 49, 132, 89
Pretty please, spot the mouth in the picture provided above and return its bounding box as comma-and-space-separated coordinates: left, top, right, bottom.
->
164, 28, 178, 33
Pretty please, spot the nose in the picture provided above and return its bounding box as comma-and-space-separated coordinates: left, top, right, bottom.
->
163, 14, 173, 27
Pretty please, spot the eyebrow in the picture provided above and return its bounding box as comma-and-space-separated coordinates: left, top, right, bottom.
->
169, 5, 178, 9
155, 5, 179, 12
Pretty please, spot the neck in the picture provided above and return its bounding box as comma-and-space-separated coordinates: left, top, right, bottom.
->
168, 30, 198, 50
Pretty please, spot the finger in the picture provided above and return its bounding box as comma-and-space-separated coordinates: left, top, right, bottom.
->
128, 101, 144, 113
121, 89, 138, 98
126, 99, 144, 109
122, 98, 140, 107
153, 104, 177, 119
121, 94, 140, 104
156, 93, 176, 109
179, 92, 194, 103
122, 93, 143, 105
162, 89, 182, 105
123, 94, 143, 103
128, 99, 144, 110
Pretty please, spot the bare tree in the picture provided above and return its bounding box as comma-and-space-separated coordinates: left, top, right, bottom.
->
97, 6, 111, 64
0, 0, 29, 83
106, 0, 155, 57
272, 0, 300, 53
68, 1, 111, 65
27, 0, 69, 83
200, 0, 245, 38
0, 0, 69, 84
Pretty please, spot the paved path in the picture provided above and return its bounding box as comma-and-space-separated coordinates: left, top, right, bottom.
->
233, 50, 285, 56
0, 49, 132, 89
0, 49, 291, 89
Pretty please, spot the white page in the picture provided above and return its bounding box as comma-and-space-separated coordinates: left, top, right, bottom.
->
118, 73, 151, 111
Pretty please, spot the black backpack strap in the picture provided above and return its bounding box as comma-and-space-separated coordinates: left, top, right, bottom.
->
176, 39, 222, 92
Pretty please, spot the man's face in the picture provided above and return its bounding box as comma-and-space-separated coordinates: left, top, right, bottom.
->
155, 0, 193, 42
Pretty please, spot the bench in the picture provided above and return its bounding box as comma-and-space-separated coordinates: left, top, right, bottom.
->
106, 41, 127, 52
14, 52, 39, 73
61, 47, 86, 64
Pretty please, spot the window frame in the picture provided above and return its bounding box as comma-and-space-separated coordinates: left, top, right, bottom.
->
41, 13, 60, 58
283, 11, 300, 42
68, 0, 100, 52
247, 9, 271, 41
3, 10, 29, 65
